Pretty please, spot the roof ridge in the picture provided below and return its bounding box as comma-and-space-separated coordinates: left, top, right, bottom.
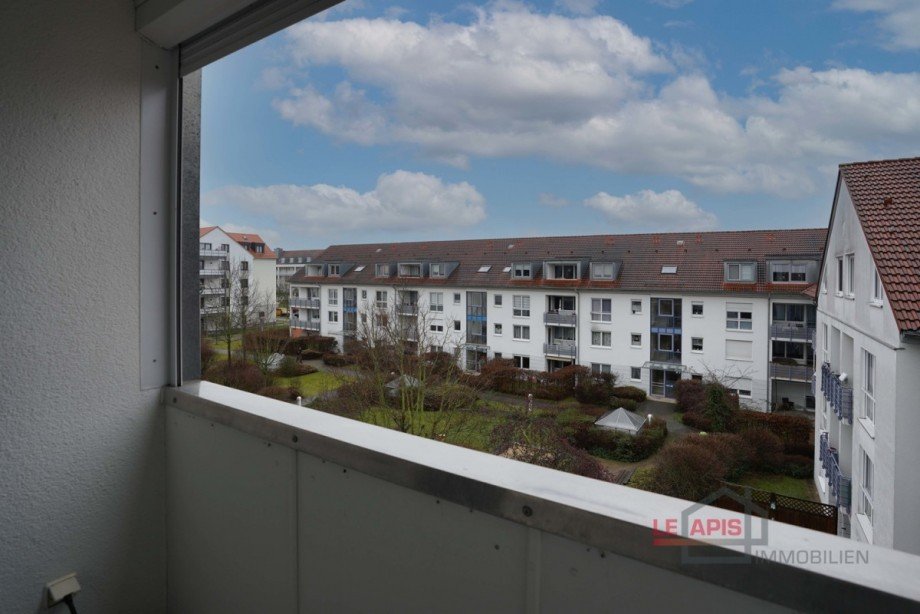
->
840, 155, 920, 168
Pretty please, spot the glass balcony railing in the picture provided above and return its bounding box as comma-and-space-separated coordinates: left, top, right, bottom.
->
544, 342, 576, 358
544, 311, 576, 326
770, 322, 816, 342
769, 362, 815, 382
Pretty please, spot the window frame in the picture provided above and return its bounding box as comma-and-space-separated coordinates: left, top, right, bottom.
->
691, 337, 703, 352
513, 263, 532, 279
513, 324, 531, 341
591, 330, 612, 348
845, 253, 855, 297
430, 292, 444, 312
863, 349, 875, 424
630, 367, 642, 381
871, 265, 883, 304
590, 298, 612, 322
512, 295, 530, 317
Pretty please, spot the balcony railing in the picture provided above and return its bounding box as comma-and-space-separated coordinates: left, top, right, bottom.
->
770, 322, 815, 342
650, 314, 682, 331
199, 268, 227, 277
343, 299, 358, 313
291, 298, 321, 309
291, 319, 320, 332
466, 305, 487, 320
544, 342, 576, 358
769, 362, 815, 382
397, 303, 418, 316
821, 362, 853, 424
819, 432, 852, 512
199, 305, 226, 315
200, 287, 226, 296
466, 333, 487, 346
165, 383, 920, 612
544, 311, 577, 326
199, 248, 229, 258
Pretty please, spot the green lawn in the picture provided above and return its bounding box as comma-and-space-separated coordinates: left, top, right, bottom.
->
736, 472, 818, 501
359, 406, 503, 452
284, 371, 347, 397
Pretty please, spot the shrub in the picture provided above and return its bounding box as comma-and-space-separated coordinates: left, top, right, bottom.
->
651, 442, 726, 501
285, 334, 338, 356
300, 349, 323, 361
784, 442, 816, 458
779, 454, 813, 478
681, 433, 751, 480
423, 383, 479, 412
547, 364, 591, 396
611, 386, 647, 403
734, 411, 813, 447
573, 371, 617, 405
609, 398, 639, 412
674, 379, 706, 413
277, 356, 317, 378
681, 411, 713, 432
703, 384, 737, 432
571, 417, 667, 462
242, 328, 289, 353
257, 386, 300, 402
554, 407, 595, 438
200, 338, 216, 373
628, 466, 656, 491
323, 353, 356, 367
740, 428, 784, 471
204, 361, 267, 393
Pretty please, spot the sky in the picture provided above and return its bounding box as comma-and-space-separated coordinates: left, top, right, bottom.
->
200, 0, 920, 250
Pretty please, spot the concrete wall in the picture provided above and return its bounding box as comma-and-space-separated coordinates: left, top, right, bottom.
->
0, 1, 166, 611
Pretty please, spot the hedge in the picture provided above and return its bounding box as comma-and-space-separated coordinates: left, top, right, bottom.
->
611, 386, 647, 403
609, 398, 639, 412
323, 353, 356, 367
277, 356, 318, 377
572, 417, 667, 462
257, 386, 301, 402
734, 411, 813, 447
300, 349, 324, 361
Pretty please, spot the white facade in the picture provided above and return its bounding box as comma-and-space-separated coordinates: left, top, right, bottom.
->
200, 227, 276, 329
291, 279, 817, 412
814, 179, 920, 555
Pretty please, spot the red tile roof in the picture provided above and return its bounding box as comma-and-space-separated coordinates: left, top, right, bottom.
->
200, 226, 275, 260
291, 229, 827, 296
840, 157, 920, 332
277, 249, 324, 260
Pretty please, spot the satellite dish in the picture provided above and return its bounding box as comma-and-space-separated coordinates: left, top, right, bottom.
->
838, 372, 848, 383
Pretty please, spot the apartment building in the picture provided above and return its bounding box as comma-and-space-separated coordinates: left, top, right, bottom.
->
814, 157, 920, 555
275, 248, 323, 294
199, 226, 277, 329
289, 229, 826, 411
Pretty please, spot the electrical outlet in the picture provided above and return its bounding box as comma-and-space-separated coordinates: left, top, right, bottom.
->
45, 573, 80, 608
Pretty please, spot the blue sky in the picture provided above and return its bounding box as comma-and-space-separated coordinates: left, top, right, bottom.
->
201, 0, 920, 250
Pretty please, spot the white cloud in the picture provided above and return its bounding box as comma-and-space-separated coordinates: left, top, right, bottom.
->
270, 4, 920, 198
220, 223, 283, 248
584, 189, 718, 231
538, 192, 572, 207
833, 0, 920, 50
203, 171, 486, 236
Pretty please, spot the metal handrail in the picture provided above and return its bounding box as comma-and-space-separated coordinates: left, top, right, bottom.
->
544, 342, 576, 358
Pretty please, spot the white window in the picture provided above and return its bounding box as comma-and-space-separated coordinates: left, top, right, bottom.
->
328, 264, 340, 276
328, 311, 338, 322
591, 331, 612, 347
725, 339, 753, 361
592, 263, 614, 280
513, 295, 530, 317
354, 265, 365, 273
846, 254, 855, 297
871, 265, 883, 304
661, 265, 677, 274
328, 289, 338, 306
550, 263, 578, 279
630, 367, 641, 381
863, 350, 875, 423
727, 262, 755, 282
591, 363, 612, 375
221, 243, 229, 251
494, 294, 503, 307
631, 300, 642, 315
494, 323, 503, 336
591, 298, 612, 322
691, 337, 703, 352
513, 264, 532, 279
630, 333, 642, 347
513, 325, 530, 340
453, 320, 461, 331
453, 293, 462, 304
430, 263, 445, 278
200, 242, 211, 250
861, 450, 874, 524
658, 299, 674, 317
477, 265, 491, 273
726, 303, 753, 330
376, 290, 388, 309
430, 292, 444, 312
430, 323, 444, 333
691, 302, 703, 316
732, 387, 752, 399
375, 264, 389, 277
658, 334, 674, 352
514, 355, 531, 369
771, 261, 807, 283
836, 256, 844, 294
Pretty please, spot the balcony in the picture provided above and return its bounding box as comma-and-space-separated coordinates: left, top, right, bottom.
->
770, 322, 815, 342
199, 248, 229, 258
343, 299, 358, 314
651, 349, 682, 364
650, 314, 682, 333
769, 361, 815, 382
291, 297, 321, 309
544, 342, 577, 358
466, 333, 487, 347
291, 319, 320, 332
163, 383, 920, 612
199, 268, 227, 277
466, 305, 487, 321
200, 287, 226, 296
819, 433, 853, 512
544, 310, 577, 326
821, 362, 854, 424
199, 305, 225, 315
397, 303, 418, 316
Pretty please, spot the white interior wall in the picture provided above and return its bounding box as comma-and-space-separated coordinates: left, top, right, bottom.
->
0, 1, 166, 611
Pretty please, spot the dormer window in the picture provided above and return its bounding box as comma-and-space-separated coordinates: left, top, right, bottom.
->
513, 264, 532, 279
771, 261, 807, 283
547, 263, 578, 280
726, 262, 754, 282
375, 264, 390, 277
661, 266, 678, 275
431, 263, 446, 278
398, 263, 422, 277
305, 264, 323, 276
591, 263, 614, 280
328, 264, 341, 276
